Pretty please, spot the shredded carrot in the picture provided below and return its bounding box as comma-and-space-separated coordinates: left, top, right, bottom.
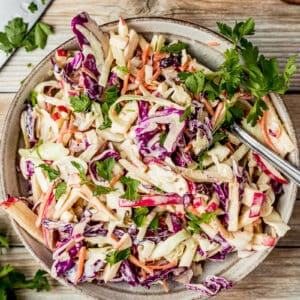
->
161, 280, 169, 293
207, 41, 220, 46
201, 98, 215, 116
213, 102, 224, 125
136, 66, 145, 84
142, 43, 151, 65
129, 255, 154, 275
188, 66, 196, 72
141, 269, 147, 279
65, 241, 76, 253
183, 142, 193, 152
110, 233, 119, 242
36, 184, 54, 227
225, 141, 235, 154
75, 246, 86, 283
259, 109, 279, 153
179, 61, 190, 72
143, 83, 157, 91
56, 120, 69, 143
150, 69, 161, 82
121, 73, 130, 95
148, 260, 177, 270
186, 205, 201, 217
110, 173, 122, 187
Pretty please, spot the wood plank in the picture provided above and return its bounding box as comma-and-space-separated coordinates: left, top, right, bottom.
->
0, 0, 300, 92
0, 247, 299, 299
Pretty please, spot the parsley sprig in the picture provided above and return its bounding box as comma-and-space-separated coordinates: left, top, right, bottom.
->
38, 164, 59, 181
0, 17, 53, 54
120, 176, 141, 201
186, 211, 218, 233
95, 157, 116, 181
105, 248, 131, 266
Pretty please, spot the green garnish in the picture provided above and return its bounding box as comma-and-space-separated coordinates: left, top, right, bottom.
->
186, 211, 218, 233
28, 2, 38, 13
95, 157, 116, 181
0, 234, 9, 250
93, 185, 116, 196
54, 182, 67, 200
180, 105, 193, 122
160, 41, 187, 54
100, 85, 120, 130
38, 164, 59, 181
70, 94, 91, 112
0, 17, 53, 54
159, 132, 167, 146
120, 176, 141, 201
132, 207, 149, 227
71, 161, 90, 184
105, 248, 131, 266
149, 215, 159, 231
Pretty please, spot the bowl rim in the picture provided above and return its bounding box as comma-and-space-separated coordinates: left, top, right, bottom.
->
0, 16, 299, 299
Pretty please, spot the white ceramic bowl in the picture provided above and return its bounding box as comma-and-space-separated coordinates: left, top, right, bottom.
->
0, 17, 298, 299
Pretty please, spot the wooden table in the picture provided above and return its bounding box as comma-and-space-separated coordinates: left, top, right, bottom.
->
0, 0, 300, 299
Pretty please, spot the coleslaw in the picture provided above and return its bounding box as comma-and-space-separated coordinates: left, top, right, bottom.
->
0, 13, 295, 295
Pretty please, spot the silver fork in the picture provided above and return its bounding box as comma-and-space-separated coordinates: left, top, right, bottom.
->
230, 122, 300, 186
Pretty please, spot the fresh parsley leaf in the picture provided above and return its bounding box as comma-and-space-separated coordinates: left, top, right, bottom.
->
105, 247, 131, 266
132, 207, 149, 227
22, 29, 37, 52
0, 234, 9, 249
116, 66, 130, 74
55, 182, 67, 201
160, 41, 187, 54
180, 105, 193, 122
71, 161, 90, 184
38, 164, 59, 181
246, 98, 268, 126
93, 185, 116, 196
149, 215, 159, 231
28, 2, 38, 13
70, 94, 91, 112
5, 18, 28, 48
30, 91, 37, 106
219, 48, 243, 97
178, 71, 192, 81
197, 150, 208, 171
184, 71, 205, 95
34, 22, 53, 49
212, 131, 229, 145
240, 38, 259, 65
0, 265, 15, 278
95, 157, 116, 181
217, 18, 255, 47
27, 63, 32, 68
0, 32, 14, 54
120, 176, 141, 201
100, 85, 119, 130
10, 269, 50, 291
186, 211, 218, 233
41, 0, 46, 4
159, 132, 167, 146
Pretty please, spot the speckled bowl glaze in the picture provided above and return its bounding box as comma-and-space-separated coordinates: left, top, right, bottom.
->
0, 17, 298, 300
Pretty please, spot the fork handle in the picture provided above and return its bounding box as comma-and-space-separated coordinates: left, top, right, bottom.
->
230, 122, 300, 186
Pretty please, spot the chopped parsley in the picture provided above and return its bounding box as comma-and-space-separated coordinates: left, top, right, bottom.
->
54, 182, 67, 200
186, 211, 218, 233
95, 157, 116, 181
180, 105, 193, 122
132, 207, 149, 227
105, 247, 131, 266
28, 2, 38, 13
70, 94, 91, 112
93, 185, 116, 196
120, 176, 141, 201
71, 161, 90, 185
160, 41, 187, 54
38, 164, 59, 181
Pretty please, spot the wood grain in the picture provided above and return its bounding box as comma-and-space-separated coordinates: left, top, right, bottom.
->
0, 248, 299, 300
0, 0, 299, 93
0, 1, 299, 298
